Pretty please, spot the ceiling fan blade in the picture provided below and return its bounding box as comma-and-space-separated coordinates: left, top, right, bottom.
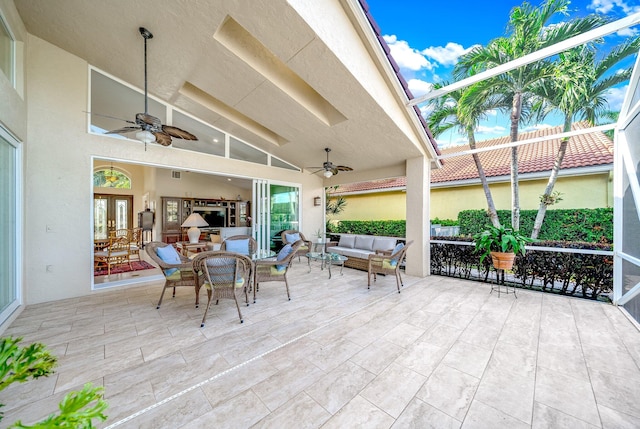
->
335, 165, 353, 171
152, 131, 172, 146
331, 167, 339, 176
136, 113, 162, 129
105, 126, 141, 135
162, 125, 197, 141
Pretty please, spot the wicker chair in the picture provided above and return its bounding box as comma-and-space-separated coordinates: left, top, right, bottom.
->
220, 235, 257, 255
367, 240, 413, 293
146, 241, 198, 309
94, 235, 131, 275
128, 227, 143, 261
192, 251, 252, 326
280, 230, 311, 262
253, 240, 303, 303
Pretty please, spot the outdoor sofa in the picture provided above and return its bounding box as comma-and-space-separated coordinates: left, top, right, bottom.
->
326, 234, 397, 271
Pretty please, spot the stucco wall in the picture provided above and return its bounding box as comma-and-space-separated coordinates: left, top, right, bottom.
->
23, 34, 325, 304
332, 173, 612, 222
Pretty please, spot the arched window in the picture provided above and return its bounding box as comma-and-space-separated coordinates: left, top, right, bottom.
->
93, 167, 131, 189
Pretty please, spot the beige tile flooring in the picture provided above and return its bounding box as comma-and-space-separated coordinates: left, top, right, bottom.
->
2, 261, 640, 428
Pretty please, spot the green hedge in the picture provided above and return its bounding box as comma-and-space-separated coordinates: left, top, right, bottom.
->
327, 220, 406, 237
458, 208, 613, 243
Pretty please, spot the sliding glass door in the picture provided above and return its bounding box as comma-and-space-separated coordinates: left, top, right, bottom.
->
0, 128, 20, 325
252, 180, 301, 251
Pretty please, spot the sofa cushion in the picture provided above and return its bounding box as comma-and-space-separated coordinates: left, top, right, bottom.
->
354, 235, 375, 251
338, 235, 356, 248
330, 247, 372, 260
373, 237, 396, 252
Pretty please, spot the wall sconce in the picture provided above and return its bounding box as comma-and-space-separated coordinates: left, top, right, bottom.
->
314, 196, 322, 206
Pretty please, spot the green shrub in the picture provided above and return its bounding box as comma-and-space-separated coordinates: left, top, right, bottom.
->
459, 208, 612, 243
431, 218, 458, 226
327, 220, 406, 237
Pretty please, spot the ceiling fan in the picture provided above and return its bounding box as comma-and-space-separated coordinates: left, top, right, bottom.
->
308, 147, 353, 178
105, 27, 198, 147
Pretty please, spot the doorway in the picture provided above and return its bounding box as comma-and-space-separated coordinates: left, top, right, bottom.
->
94, 194, 133, 239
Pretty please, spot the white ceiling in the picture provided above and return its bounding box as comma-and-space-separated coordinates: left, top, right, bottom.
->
14, 0, 430, 181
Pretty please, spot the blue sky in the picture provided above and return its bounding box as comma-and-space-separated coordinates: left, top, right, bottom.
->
366, 0, 640, 147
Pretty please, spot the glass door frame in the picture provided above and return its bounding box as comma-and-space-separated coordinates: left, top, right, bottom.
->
252, 179, 302, 252
0, 125, 22, 327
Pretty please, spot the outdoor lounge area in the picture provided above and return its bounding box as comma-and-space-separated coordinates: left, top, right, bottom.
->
1, 264, 639, 428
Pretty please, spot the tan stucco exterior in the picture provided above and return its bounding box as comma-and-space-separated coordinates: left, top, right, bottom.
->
331, 172, 612, 222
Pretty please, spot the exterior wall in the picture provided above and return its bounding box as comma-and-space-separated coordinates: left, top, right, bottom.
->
333, 173, 612, 222
23, 34, 325, 304
331, 190, 406, 221
0, 0, 27, 333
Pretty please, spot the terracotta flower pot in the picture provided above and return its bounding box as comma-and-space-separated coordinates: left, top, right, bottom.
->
490, 251, 516, 270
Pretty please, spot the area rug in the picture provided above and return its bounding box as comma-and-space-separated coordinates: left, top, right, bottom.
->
94, 261, 157, 277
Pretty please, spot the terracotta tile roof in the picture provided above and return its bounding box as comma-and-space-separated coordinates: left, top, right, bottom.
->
431, 122, 613, 183
332, 122, 612, 194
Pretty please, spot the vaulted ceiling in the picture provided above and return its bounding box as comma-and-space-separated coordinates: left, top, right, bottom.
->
14, 0, 435, 181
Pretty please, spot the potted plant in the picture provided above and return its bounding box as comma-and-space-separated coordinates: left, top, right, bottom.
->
314, 228, 325, 243
474, 225, 533, 270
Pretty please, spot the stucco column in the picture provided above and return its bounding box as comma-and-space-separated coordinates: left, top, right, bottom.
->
405, 156, 430, 277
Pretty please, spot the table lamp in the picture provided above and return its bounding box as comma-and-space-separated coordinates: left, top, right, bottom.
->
181, 213, 209, 243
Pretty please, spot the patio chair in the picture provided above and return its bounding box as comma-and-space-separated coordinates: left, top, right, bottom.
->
280, 230, 311, 262
367, 240, 413, 293
220, 235, 257, 256
146, 241, 198, 309
94, 235, 131, 275
192, 251, 252, 326
253, 240, 303, 303
128, 227, 143, 261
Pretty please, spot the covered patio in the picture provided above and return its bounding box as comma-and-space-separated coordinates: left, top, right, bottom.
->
1, 264, 639, 428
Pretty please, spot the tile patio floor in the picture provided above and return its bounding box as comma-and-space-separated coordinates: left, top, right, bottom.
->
1, 261, 640, 428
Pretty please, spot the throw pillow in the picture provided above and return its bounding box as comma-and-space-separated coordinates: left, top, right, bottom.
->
285, 232, 301, 244
390, 242, 405, 264
225, 238, 250, 255
276, 244, 293, 270
156, 245, 181, 276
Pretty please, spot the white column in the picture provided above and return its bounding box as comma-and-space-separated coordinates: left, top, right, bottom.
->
405, 156, 430, 277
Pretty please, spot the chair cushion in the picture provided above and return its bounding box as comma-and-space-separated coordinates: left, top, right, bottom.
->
382, 259, 397, 269
338, 235, 356, 248
156, 245, 181, 276
270, 266, 286, 275
355, 235, 375, 251
204, 277, 245, 289
284, 232, 301, 244
276, 244, 293, 270
373, 237, 396, 252
225, 238, 250, 255
165, 268, 191, 281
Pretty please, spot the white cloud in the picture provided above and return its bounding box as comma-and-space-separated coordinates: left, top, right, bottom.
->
408, 79, 433, 98
522, 123, 554, 132
383, 34, 434, 71
605, 85, 628, 111
421, 42, 477, 67
616, 27, 638, 37
436, 136, 468, 149
475, 125, 507, 134
486, 109, 498, 117
588, 0, 640, 14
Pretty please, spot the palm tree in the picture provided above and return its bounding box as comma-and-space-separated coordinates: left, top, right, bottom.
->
454, 0, 605, 230
426, 82, 501, 227
529, 36, 640, 239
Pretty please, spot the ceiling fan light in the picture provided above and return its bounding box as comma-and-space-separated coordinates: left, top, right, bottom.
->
323, 170, 333, 178
135, 130, 156, 143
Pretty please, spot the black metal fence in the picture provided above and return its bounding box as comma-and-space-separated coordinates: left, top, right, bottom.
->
430, 238, 613, 301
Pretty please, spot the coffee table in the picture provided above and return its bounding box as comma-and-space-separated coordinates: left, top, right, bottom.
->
306, 252, 348, 279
